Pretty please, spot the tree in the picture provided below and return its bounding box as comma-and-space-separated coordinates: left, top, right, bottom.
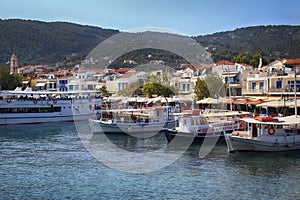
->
98, 85, 110, 97
142, 82, 174, 98
204, 73, 225, 98
233, 53, 249, 64
249, 54, 268, 67
148, 75, 161, 84
161, 72, 169, 85
194, 78, 210, 100
0, 65, 22, 90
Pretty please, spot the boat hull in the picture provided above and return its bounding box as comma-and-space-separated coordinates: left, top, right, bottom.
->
0, 113, 93, 125
162, 128, 226, 144
89, 119, 176, 135
227, 135, 300, 152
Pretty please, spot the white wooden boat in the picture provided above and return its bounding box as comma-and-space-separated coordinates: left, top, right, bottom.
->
162, 111, 243, 144
224, 115, 300, 152
89, 107, 175, 137
0, 89, 102, 125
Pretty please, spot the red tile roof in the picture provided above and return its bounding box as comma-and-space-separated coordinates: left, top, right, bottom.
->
215, 60, 235, 66
115, 68, 132, 74
283, 58, 300, 65
120, 72, 137, 79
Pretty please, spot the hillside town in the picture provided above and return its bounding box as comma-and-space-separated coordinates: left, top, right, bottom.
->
7, 53, 300, 103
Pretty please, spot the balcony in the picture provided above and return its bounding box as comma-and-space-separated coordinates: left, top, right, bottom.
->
242, 89, 266, 95
269, 86, 300, 95
247, 73, 268, 80
228, 81, 241, 88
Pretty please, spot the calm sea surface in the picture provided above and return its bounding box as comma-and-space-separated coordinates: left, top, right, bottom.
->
1, 122, 300, 199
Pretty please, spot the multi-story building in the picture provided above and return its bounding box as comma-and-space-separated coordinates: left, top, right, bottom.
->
242, 58, 300, 97
213, 60, 253, 96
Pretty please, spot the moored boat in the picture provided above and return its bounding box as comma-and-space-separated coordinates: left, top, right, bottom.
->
224, 115, 300, 152
0, 89, 102, 125
162, 110, 243, 144
89, 106, 176, 137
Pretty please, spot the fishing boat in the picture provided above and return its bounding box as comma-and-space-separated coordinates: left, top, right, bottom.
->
89, 106, 176, 137
224, 115, 300, 152
0, 89, 102, 125
162, 110, 243, 144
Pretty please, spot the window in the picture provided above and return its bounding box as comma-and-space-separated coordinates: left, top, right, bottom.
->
156, 111, 160, 117
259, 82, 264, 90
251, 82, 256, 89
276, 81, 282, 89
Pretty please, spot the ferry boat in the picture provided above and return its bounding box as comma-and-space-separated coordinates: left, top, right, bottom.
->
0, 89, 102, 125
89, 106, 176, 137
224, 115, 300, 152
162, 110, 243, 144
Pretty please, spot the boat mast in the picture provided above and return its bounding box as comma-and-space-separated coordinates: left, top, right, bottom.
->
294, 70, 297, 117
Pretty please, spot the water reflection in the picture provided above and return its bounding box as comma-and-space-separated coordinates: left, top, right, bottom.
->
91, 132, 167, 152
225, 150, 300, 177
0, 122, 77, 140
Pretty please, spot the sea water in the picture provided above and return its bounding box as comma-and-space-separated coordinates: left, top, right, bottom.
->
1, 122, 300, 199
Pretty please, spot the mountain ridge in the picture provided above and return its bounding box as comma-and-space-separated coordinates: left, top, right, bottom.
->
0, 19, 299, 67
193, 25, 300, 62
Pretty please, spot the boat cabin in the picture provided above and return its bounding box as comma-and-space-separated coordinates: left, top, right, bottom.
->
235, 116, 300, 138
97, 107, 172, 125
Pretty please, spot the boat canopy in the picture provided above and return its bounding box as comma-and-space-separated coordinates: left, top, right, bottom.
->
241, 115, 300, 125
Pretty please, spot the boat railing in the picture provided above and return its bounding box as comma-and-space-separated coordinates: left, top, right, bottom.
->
99, 115, 169, 124
1, 96, 102, 104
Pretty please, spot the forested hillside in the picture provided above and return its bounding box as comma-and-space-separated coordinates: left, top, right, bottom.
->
0, 19, 119, 65
193, 25, 300, 62
0, 19, 299, 67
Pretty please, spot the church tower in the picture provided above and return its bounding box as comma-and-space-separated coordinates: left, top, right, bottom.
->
10, 53, 18, 74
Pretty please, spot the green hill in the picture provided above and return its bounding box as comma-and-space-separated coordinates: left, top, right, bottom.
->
193, 25, 300, 62
0, 19, 119, 65
0, 19, 299, 67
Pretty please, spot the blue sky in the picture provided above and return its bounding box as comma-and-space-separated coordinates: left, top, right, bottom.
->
0, 0, 299, 36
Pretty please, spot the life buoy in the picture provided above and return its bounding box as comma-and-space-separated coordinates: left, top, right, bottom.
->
268, 127, 275, 135
239, 120, 245, 131
6, 98, 11, 103
33, 100, 38, 104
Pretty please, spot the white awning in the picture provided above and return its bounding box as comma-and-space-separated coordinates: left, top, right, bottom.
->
222, 74, 237, 78
36, 82, 46, 87
196, 97, 226, 104
257, 99, 300, 108
22, 80, 29, 84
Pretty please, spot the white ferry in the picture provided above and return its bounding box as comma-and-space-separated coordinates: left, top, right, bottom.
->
0, 88, 102, 125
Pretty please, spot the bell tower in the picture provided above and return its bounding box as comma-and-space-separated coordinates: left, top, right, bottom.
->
10, 53, 18, 74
